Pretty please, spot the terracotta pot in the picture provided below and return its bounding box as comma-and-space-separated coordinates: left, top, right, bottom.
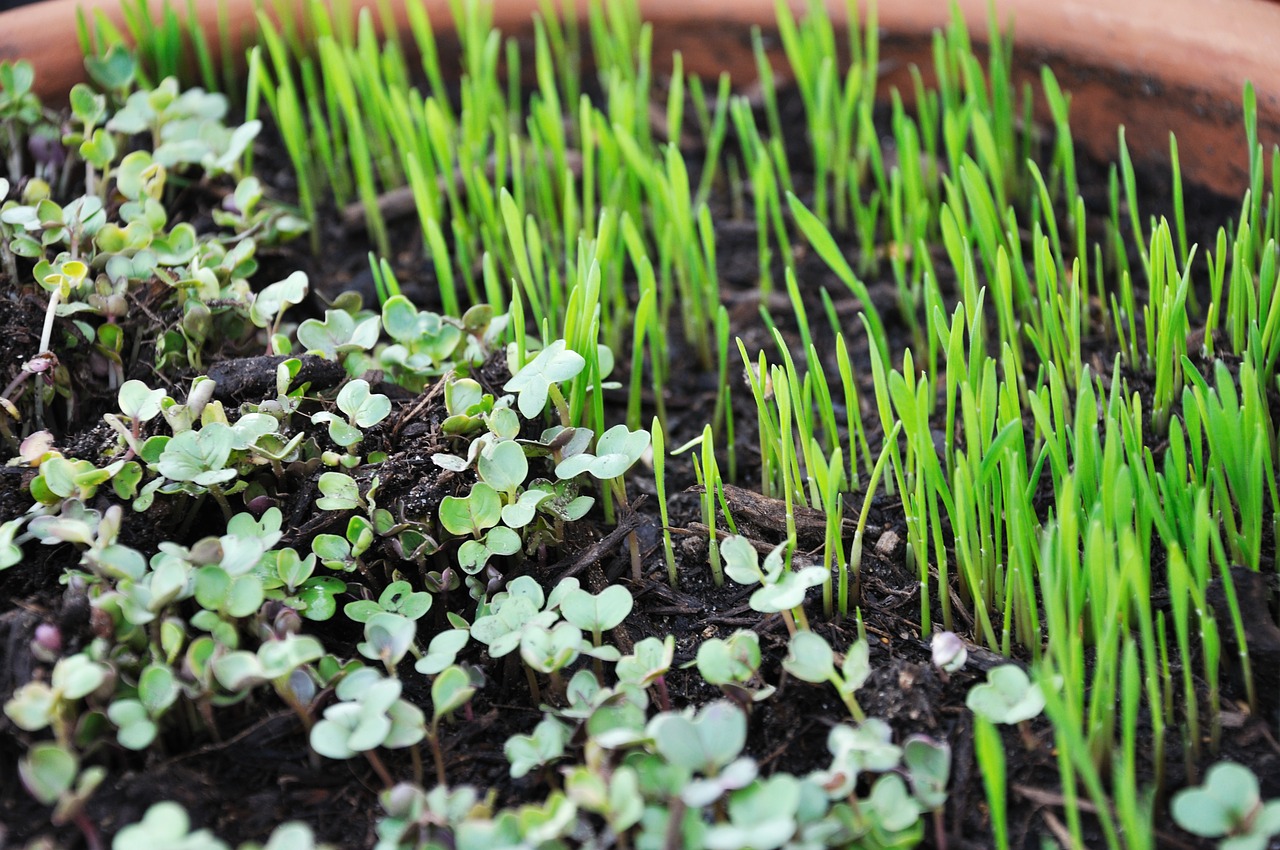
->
0, 0, 1277, 196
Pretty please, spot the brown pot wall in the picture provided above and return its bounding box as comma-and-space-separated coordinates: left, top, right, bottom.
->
0, 0, 1277, 195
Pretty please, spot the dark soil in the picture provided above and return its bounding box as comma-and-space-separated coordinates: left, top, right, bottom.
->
1, 77, 1278, 850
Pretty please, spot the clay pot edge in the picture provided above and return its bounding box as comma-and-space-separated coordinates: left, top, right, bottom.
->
0, 0, 1276, 195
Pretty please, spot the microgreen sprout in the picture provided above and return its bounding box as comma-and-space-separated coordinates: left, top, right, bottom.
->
966, 665, 1046, 724
721, 536, 826, 631
554, 422, 650, 577
1171, 762, 1280, 850
314, 471, 369, 512
19, 742, 105, 845
414, 629, 470, 677
212, 633, 325, 728
782, 631, 870, 722
309, 668, 426, 787
696, 629, 774, 706
5, 653, 110, 743
345, 580, 432, 624
504, 339, 584, 422
112, 801, 227, 850
560, 583, 633, 678
358, 613, 419, 673
505, 716, 571, 780
930, 631, 968, 678
966, 665, 1049, 750
425, 665, 477, 786
249, 270, 308, 354
647, 700, 748, 778
105, 379, 167, 458
311, 378, 390, 456
616, 635, 676, 710
905, 735, 953, 844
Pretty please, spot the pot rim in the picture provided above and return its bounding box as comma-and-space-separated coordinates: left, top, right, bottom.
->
0, 0, 1276, 194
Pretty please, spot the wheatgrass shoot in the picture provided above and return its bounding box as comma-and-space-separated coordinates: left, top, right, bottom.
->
848, 421, 899, 612
788, 192, 889, 367
973, 716, 1009, 850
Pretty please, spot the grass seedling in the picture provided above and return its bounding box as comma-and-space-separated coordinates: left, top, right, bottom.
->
1038, 661, 1121, 849
1113, 644, 1155, 850
831, 330, 874, 485
679, 426, 727, 587
738, 340, 782, 501
772, 364, 800, 549
847, 421, 899, 614
973, 716, 1009, 850
714, 305, 736, 481
1040, 66, 1078, 213
627, 268, 656, 432
819, 449, 844, 619
788, 192, 889, 368
367, 254, 400, 306
319, 34, 388, 257
651, 416, 678, 588
692, 73, 732, 206
250, 42, 319, 251
699, 428, 721, 587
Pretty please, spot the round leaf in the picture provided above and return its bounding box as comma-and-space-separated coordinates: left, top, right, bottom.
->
560, 585, 633, 632
478, 440, 529, 493
648, 701, 747, 774
19, 743, 77, 805
783, 631, 835, 683
431, 665, 476, 720
439, 482, 502, 536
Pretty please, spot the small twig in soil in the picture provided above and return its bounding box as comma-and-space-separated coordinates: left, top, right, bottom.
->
1256, 720, 1280, 756
690, 483, 881, 550
441, 751, 512, 769
1038, 809, 1073, 850
154, 710, 296, 768
609, 480, 644, 582
1014, 785, 1199, 850
634, 577, 753, 612
389, 378, 446, 443
643, 605, 705, 616
547, 499, 646, 582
